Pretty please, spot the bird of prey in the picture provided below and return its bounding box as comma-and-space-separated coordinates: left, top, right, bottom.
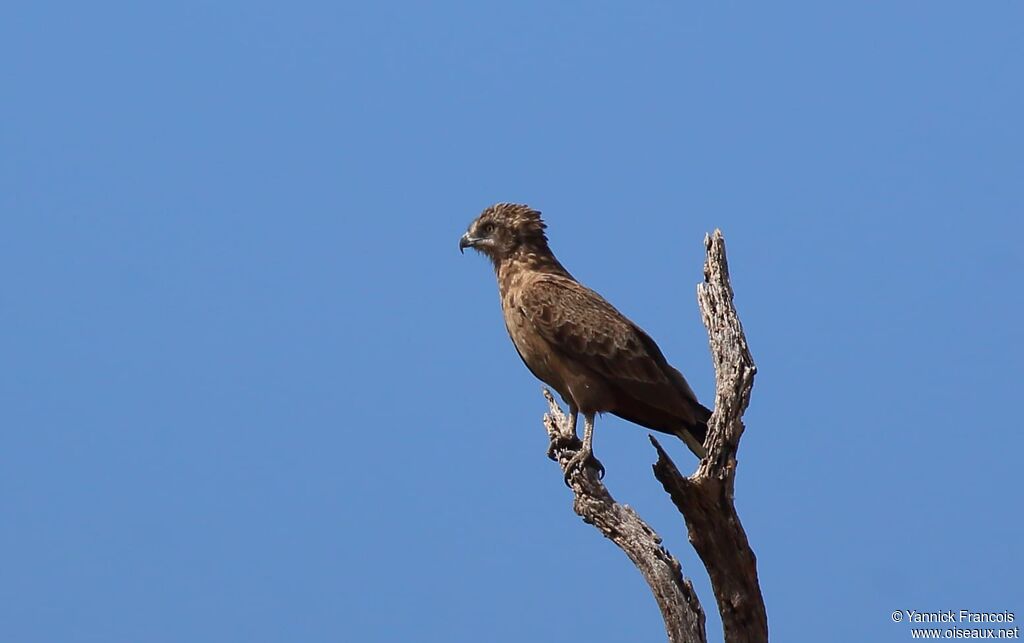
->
459, 203, 711, 480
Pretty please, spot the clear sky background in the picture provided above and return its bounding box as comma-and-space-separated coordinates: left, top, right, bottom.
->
2, 2, 1021, 642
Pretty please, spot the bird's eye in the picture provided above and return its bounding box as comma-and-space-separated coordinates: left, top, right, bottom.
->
480, 223, 495, 235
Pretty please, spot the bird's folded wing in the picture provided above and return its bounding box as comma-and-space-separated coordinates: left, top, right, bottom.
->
519, 275, 674, 389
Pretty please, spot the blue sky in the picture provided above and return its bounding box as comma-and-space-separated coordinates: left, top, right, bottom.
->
2, 2, 1021, 642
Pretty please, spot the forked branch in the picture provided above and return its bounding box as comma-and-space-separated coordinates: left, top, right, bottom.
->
650, 229, 766, 643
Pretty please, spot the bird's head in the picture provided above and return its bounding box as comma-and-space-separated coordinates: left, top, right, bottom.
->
459, 203, 548, 263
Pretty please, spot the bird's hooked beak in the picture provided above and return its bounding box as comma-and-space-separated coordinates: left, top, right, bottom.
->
459, 232, 479, 254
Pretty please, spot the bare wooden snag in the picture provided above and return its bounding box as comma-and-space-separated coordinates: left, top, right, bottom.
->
543, 230, 766, 643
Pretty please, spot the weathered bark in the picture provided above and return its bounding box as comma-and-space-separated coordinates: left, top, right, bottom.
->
544, 390, 707, 643
651, 230, 767, 643
542, 229, 765, 643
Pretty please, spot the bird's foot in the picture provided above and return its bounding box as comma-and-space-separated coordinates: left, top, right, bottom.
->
563, 447, 605, 485
546, 433, 582, 461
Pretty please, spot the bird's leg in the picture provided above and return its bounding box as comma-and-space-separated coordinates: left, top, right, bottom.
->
563, 412, 605, 483
547, 405, 582, 461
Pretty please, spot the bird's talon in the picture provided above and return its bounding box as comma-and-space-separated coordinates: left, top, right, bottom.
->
546, 443, 558, 461
562, 449, 604, 485
562, 464, 578, 486
547, 434, 581, 461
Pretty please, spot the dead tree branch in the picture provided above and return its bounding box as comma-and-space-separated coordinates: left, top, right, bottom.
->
541, 229, 765, 643
651, 229, 767, 642
543, 390, 706, 643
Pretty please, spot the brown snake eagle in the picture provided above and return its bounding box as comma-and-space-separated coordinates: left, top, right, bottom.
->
460, 203, 711, 481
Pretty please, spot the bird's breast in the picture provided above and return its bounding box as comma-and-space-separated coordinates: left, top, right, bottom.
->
501, 292, 561, 389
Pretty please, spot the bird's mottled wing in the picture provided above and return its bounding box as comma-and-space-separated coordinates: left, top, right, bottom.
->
519, 274, 677, 394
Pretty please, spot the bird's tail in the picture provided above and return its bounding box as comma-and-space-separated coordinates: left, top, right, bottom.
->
676, 403, 712, 459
